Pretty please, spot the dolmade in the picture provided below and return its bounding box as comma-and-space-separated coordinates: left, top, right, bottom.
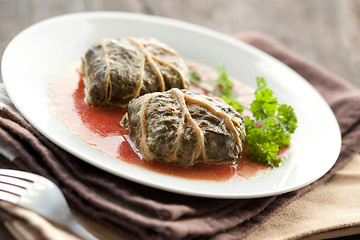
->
81, 37, 189, 107
123, 88, 246, 166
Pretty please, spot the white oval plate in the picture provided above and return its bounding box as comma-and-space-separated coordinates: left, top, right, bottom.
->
1, 12, 341, 198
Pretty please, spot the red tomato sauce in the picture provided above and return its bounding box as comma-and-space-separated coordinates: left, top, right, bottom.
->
48, 70, 271, 182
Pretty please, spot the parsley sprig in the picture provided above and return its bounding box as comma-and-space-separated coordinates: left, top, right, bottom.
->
189, 69, 201, 84
189, 67, 297, 167
244, 77, 297, 167
216, 66, 245, 113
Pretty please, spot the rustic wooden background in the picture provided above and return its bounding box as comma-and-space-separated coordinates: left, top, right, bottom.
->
1, 0, 360, 88
0, 0, 360, 239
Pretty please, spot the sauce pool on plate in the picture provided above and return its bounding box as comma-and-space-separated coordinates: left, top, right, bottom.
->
48, 70, 271, 182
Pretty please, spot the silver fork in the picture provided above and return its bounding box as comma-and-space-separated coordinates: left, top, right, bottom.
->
0, 169, 98, 240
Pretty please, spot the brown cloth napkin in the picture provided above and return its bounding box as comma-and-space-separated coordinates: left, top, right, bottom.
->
1, 32, 360, 240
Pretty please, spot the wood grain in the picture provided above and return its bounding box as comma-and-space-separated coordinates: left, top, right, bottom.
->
0, 0, 359, 87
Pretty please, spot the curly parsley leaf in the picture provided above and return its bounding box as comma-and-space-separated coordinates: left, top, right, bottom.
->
277, 104, 297, 134
221, 95, 244, 113
215, 70, 297, 167
190, 66, 297, 167
245, 77, 297, 167
250, 79, 278, 120
216, 66, 244, 113
216, 65, 234, 96
189, 69, 201, 84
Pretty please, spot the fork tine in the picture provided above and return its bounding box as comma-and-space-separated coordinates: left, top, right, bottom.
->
0, 169, 99, 240
0, 190, 20, 204
0, 175, 33, 189
0, 170, 37, 204
0, 173, 34, 205
0, 169, 40, 182
0, 181, 26, 196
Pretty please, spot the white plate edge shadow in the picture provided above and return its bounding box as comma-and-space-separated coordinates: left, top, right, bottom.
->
1, 12, 342, 198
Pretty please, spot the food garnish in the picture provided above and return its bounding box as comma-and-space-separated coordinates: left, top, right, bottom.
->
189, 69, 201, 84
244, 77, 297, 167
82, 36, 297, 168
215, 66, 245, 113
197, 67, 298, 167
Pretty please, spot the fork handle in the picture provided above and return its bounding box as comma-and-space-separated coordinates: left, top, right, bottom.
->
66, 218, 99, 240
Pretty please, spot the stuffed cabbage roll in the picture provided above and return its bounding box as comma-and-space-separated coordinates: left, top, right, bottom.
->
81, 37, 189, 107
123, 88, 246, 166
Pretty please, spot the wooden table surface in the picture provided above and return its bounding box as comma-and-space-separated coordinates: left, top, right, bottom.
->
1, 0, 360, 88
0, 0, 360, 239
